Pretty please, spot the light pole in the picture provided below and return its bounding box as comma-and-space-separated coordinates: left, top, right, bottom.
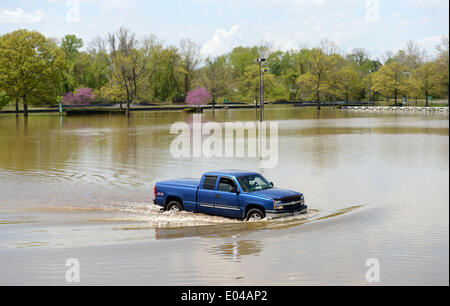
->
262, 68, 268, 119
256, 57, 266, 122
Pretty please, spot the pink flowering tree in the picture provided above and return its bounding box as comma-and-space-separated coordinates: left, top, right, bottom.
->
186, 87, 211, 110
62, 88, 95, 107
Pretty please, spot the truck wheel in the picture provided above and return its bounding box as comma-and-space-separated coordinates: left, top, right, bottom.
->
166, 201, 183, 213
246, 208, 265, 221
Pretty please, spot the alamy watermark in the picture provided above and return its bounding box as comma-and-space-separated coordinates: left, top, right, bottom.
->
65, 258, 80, 283
365, 258, 380, 283
170, 114, 279, 169
66, 0, 80, 23
365, 0, 380, 23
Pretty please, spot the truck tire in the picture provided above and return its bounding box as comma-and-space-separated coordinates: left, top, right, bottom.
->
166, 200, 183, 213
246, 208, 265, 221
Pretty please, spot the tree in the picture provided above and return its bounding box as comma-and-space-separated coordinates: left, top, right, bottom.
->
296, 49, 335, 109
179, 39, 200, 100
334, 66, 363, 103
186, 87, 211, 110
60, 35, 84, 93
240, 65, 276, 103
0, 30, 66, 116
402, 40, 426, 70
435, 36, 449, 103
202, 56, 232, 108
372, 62, 408, 104
229, 46, 259, 78
410, 63, 439, 107
107, 27, 154, 116
320, 39, 340, 56
62, 88, 95, 107
349, 48, 370, 67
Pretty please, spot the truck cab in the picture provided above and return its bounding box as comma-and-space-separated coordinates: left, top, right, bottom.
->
154, 171, 307, 221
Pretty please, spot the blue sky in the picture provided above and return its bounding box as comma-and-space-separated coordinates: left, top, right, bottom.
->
0, 0, 448, 59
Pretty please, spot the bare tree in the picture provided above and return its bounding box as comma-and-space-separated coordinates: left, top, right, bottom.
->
320, 39, 340, 56
179, 38, 200, 100
404, 40, 427, 70
256, 39, 275, 58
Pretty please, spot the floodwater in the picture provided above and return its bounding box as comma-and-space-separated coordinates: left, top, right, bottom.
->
0, 106, 448, 285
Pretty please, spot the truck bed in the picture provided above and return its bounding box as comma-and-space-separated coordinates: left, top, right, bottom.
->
157, 179, 200, 188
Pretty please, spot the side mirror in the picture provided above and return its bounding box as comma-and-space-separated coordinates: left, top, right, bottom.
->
270, 182, 274, 187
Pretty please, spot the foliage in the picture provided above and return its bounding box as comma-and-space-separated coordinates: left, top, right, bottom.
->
0, 28, 448, 115
372, 62, 408, 103
0, 29, 66, 115
186, 87, 211, 106
0, 91, 10, 110
62, 88, 95, 106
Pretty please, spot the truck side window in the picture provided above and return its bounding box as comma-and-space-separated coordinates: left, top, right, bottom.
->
218, 177, 237, 192
203, 175, 218, 190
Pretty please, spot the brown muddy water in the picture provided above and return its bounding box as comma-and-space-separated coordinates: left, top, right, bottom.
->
0, 106, 448, 285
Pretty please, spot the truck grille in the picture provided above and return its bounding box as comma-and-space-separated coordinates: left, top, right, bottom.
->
280, 196, 302, 204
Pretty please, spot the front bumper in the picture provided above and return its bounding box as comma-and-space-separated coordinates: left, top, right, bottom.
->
266, 205, 308, 219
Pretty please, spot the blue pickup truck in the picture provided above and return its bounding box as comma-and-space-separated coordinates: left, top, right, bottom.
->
154, 170, 307, 221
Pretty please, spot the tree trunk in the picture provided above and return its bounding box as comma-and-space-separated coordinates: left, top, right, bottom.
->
394, 89, 398, 105
126, 100, 131, 117
15, 98, 19, 117
425, 92, 429, 108
23, 102, 28, 117
212, 96, 216, 110
316, 90, 321, 110
120, 101, 123, 110
346, 93, 349, 104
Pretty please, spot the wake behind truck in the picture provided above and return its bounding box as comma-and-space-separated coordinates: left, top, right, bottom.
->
154, 170, 307, 221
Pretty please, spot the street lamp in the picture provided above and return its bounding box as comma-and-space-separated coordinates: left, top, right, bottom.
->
256, 57, 266, 122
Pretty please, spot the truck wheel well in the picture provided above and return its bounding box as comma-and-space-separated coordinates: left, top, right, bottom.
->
165, 196, 183, 209
244, 204, 266, 218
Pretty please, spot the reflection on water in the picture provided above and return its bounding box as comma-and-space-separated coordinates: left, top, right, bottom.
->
0, 106, 448, 285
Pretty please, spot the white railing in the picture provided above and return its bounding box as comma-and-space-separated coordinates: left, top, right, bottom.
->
342, 106, 449, 113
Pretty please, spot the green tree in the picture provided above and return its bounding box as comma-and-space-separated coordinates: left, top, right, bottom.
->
201, 56, 233, 108
296, 49, 335, 109
334, 66, 363, 103
0, 30, 66, 116
60, 35, 84, 93
410, 62, 439, 107
107, 27, 154, 116
229, 47, 259, 78
435, 36, 449, 103
372, 62, 408, 104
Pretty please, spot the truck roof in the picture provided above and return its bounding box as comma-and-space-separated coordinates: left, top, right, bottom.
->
204, 170, 260, 178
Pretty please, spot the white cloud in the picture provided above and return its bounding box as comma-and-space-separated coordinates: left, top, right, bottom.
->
0, 8, 45, 24
201, 25, 239, 57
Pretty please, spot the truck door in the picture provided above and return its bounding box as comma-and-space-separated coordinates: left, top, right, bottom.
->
197, 175, 218, 215
215, 177, 241, 217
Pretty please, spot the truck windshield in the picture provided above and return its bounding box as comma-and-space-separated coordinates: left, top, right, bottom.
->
237, 175, 273, 192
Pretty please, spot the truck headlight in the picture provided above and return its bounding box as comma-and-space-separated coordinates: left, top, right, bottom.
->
274, 200, 283, 205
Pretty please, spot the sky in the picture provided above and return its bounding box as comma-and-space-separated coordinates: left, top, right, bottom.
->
0, 0, 448, 60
